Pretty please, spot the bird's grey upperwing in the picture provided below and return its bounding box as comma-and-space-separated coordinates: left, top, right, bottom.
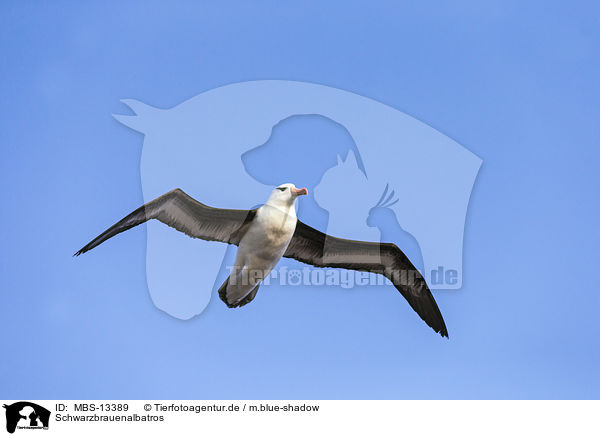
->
75, 188, 257, 256
283, 220, 448, 338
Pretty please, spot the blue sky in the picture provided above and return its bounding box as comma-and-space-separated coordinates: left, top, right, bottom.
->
1, 1, 599, 399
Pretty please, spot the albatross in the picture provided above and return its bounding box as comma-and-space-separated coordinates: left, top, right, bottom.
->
75, 183, 448, 338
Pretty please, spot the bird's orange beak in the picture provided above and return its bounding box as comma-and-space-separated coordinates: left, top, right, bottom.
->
292, 187, 308, 196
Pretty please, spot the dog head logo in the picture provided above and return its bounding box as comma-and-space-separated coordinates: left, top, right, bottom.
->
3, 402, 50, 433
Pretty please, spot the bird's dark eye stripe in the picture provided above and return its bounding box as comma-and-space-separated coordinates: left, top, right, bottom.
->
277, 187, 287, 191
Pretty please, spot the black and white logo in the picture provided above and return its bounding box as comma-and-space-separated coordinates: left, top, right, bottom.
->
3, 402, 50, 434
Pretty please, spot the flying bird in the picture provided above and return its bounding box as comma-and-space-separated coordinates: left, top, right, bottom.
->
75, 183, 448, 337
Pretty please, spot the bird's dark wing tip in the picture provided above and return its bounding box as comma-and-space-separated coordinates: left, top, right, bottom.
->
431, 316, 449, 338
432, 314, 449, 338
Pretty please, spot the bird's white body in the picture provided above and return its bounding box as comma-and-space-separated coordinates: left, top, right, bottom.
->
224, 184, 302, 305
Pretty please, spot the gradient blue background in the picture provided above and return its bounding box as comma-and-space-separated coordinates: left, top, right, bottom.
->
1, 1, 598, 399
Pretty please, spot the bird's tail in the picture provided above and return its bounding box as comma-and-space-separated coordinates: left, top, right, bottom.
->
218, 277, 260, 308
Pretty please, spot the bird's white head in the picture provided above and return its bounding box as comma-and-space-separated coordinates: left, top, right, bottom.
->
266, 183, 308, 208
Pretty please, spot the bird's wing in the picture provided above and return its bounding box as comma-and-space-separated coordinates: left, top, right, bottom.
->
283, 220, 448, 337
75, 188, 257, 256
